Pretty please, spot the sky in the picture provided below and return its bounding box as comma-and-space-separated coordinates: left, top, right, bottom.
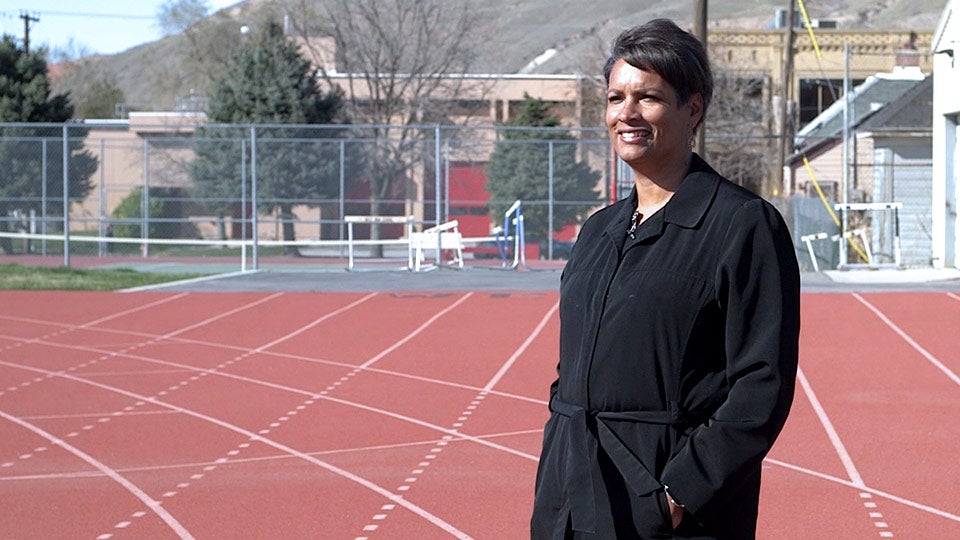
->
0, 0, 239, 56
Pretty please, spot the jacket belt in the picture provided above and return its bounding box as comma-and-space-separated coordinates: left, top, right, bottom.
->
549, 397, 697, 534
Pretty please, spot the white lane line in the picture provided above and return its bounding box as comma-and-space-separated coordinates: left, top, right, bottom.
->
4, 291, 464, 537
798, 342, 903, 536
0, 409, 194, 540
948, 292, 960, 302
0, 430, 543, 482
356, 298, 556, 538
0, 332, 547, 405
357, 292, 474, 370
245, 292, 379, 354
353, 292, 481, 539
796, 366, 865, 487
3, 291, 282, 345
483, 301, 558, 392
2, 319, 550, 406
0, 363, 472, 540
0, 293, 298, 472
2, 344, 543, 464
318, 391, 539, 461
764, 457, 960, 523
853, 293, 960, 387
0, 293, 190, 333
79, 293, 191, 327
146, 292, 286, 339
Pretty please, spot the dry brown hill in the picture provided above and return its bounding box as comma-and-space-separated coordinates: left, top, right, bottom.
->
53, 0, 947, 115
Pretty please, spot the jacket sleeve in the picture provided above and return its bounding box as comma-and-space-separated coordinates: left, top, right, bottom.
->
660, 198, 801, 519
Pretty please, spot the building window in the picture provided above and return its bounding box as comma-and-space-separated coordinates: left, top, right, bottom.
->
798, 78, 865, 124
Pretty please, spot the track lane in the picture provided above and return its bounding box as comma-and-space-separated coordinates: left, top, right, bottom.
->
0, 409, 194, 539
787, 293, 960, 538
3, 290, 958, 538
3, 291, 558, 538
854, 292, 960, 383
0, 358, 474, 539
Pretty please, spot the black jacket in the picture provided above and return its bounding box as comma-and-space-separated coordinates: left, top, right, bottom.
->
532, 155, 800, 539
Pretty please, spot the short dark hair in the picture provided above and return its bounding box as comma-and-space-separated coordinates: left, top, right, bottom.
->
604, 19, 713, 126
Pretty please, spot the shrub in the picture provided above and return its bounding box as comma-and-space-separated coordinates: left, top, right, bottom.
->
110, 187, 185, 239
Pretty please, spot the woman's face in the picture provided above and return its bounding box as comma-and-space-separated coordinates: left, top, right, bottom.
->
605, 59, 702, 175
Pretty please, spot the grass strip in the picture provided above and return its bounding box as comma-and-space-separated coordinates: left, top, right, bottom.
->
0, 263, 207, 291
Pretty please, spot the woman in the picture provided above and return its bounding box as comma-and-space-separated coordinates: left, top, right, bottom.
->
531, 19, 800, 539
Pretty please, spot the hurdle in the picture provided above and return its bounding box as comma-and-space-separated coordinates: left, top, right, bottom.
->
834, 202, 902, 269
800, 229, 870, 272
494, 200, 526, 269
410, 220, 464, 272
345, 215, 415, 271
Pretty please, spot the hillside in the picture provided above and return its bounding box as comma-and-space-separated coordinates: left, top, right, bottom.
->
53, 0, 947, 115
471, 0, 946, 74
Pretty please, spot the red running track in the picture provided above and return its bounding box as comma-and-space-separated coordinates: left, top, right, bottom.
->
0, 290, 958, 539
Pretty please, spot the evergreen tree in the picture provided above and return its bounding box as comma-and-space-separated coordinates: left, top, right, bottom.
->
191, 20, 348, 253
0, 35, 97, 254
485, 94, 601, 243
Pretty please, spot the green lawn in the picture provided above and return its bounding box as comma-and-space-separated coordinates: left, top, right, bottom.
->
0, 263, 207, 291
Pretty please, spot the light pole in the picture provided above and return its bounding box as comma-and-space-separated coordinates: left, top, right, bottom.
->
693, 0, 708, 158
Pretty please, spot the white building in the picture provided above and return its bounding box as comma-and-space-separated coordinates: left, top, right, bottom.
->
932, 0, 960, 269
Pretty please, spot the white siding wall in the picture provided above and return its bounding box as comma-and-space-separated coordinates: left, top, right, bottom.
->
873, 138, 934, 266
932, 0, 960, 268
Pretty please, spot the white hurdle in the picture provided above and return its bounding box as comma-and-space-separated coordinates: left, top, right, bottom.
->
345, 215, 415, 270
800, 229, 870, 272
834, 202, 902, 269
410, 220, 464, 272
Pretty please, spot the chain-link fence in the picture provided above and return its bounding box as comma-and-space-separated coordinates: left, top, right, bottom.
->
0, 122, 612, 267
0, 120, 936, 271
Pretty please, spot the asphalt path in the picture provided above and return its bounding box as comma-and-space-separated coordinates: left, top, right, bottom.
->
126, 266, 960, 293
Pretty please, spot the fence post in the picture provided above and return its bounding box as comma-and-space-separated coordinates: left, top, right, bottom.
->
41, 138, 47, 255
241, 136, 248, 272
435, 124, 442, 227
62, 124, 70, 267
339, 139, 346, 256
443, 138, 450, 224
98, 138, 106, 256
251, 125, 259, 270
548, 140, 555, 260
142, 138, 150, 257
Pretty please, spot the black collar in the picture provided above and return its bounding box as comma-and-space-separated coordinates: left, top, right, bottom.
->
661, 153, 721, 229
605, 153, 722, 243
622, 153, 721, 227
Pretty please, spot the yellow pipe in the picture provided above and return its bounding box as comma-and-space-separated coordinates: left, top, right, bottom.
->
797, 0, 823, 60
801, 155, 870, 263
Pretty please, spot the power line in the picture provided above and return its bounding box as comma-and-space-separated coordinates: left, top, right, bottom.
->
1, 10, 154, 21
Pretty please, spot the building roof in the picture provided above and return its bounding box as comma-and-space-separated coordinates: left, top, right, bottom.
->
793, 68, 927, 153
857, 74, 932, 133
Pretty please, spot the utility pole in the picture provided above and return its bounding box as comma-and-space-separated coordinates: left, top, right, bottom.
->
776, 0, 796, 198
20, 11, 39, 53
693, 0, 708, 158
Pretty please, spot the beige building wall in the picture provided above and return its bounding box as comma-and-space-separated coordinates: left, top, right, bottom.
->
712, 29, 932, 103
789, 131, 879, 209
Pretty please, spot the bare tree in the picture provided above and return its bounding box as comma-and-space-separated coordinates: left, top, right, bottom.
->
283, 0, 488, 250
49, 40, 126, 119
706, 69, 772, 196
157, 0, 211, 36
152, 0, 295, 106
153, 2, 242, 104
